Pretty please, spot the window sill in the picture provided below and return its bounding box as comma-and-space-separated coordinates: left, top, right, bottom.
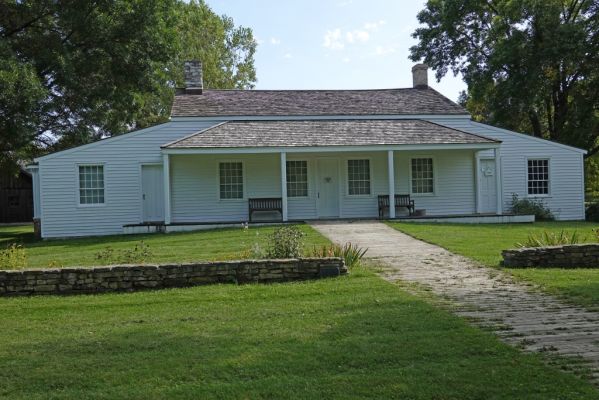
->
410, 193, 435, 198
77, 203, 106, 208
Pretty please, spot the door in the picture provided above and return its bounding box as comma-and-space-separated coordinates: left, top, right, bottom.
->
317, 158, 339, 218
141, 165, 165, 222
479, 159, 497, 213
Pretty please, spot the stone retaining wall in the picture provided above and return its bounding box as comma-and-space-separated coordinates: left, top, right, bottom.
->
502, 244, 599, 268
0, 258, 346, 296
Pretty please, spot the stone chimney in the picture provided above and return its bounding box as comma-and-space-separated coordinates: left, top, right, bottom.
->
411, 63, 428, 88
184, 60, 203, 94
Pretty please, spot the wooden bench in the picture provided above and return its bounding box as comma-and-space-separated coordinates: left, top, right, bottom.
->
378, 194, 415, 219
248, 198, 283, 222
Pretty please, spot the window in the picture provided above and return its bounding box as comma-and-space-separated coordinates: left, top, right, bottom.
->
286, 160, 308, 197
219, 162, 243, 199
411, 158, 434, 194
347, 159, 371, 195
79, 165, 105, 205
527, 159, 549, 195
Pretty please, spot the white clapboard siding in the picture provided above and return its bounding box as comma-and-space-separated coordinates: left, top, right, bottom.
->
170, 150, 478, 222
431, 118, 585, 220
38, 121, 219, 238
170, 153, 282, 223
395, 150, 476, 215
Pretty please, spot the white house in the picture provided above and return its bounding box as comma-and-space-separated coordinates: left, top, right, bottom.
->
29, 61, 586, 238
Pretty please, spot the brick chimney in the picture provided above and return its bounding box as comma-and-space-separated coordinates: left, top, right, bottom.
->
411, 63, 428, 88
184, 60, 203, 94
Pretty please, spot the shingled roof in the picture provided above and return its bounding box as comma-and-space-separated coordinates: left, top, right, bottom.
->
163, 120, 498, 149
170, 87, 467, 117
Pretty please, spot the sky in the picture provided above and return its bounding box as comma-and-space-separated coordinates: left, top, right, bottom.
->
208, 0, 466, 101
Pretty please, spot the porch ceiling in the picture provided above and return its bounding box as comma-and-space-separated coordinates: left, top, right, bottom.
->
162, 120, 500, 150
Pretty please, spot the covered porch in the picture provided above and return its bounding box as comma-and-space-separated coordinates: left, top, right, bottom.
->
148, 119, 503, 227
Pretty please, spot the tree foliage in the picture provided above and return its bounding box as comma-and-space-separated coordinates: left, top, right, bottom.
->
134, 0, 256, 128
0, 0, 256, 170
410, 0, 599, 156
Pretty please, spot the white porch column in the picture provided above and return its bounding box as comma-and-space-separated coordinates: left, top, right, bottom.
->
495, 147, 502, 215
280, 152, 288, 221
474, 152, 481, 214
163, 153, 171, 225
387, 150, 395, 219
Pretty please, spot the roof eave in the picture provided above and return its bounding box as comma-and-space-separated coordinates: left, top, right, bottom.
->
162, 142, 500, 154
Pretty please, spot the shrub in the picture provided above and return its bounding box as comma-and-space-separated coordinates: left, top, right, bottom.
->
510, 194, 554, 221
0, 243, 27, 270
94, 241, 152, 264
306, 242, 368, 269
586, 203, 599, 222
266, 226, 305, 258
518, 230, 581, 248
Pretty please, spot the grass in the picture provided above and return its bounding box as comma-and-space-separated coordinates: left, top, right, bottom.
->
389, 221, 599, 308
1, 268, 597, 399
0, 224, 329, 269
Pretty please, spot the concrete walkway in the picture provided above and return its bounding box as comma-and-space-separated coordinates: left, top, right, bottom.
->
310, 220, 599, 382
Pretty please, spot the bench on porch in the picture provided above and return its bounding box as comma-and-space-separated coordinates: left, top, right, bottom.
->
378, 194, 415, 219
248, 198, 283, 222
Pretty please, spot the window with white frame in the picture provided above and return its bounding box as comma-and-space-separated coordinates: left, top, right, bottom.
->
527, 159, 549, 195
347, 159, 371, 195
219, 162, 243, 199
286, 160, 308, 197
79, 165, 105, 205
411, 158, 434, 194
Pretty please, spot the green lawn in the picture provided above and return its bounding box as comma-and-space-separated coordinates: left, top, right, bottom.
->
1, 268, 596, 399
0, 224, 329, 269
389, 221, 599, 308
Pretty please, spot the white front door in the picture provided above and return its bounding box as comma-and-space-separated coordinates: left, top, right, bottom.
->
317, 158, 340, 218
479, 159, 497, 214
142, 165, 165, 222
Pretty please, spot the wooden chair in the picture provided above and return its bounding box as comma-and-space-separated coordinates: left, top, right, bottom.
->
378, 194, 415, 219
248, 198, 283, 222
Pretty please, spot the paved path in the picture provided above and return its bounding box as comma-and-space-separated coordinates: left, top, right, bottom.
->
310, 220, 599, 382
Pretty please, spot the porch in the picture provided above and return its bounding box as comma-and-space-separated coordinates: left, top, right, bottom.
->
150, 147, 504, 226
136, 119, 504, 228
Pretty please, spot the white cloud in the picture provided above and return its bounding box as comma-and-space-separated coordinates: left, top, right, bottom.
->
363, 20, 386, 31
323, 29, 344, 50
373, 45, 396, 56
283, 53, 292, 59
270, 37, 281, 45
346, 30, 369, 44
323, 20, 385, 51
342, 57, 351, 63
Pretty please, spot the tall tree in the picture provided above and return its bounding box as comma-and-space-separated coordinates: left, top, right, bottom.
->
0, 0, 180, 170
410, 0, 599, 156
0, 0, 257, 170
134, 0, 257, 128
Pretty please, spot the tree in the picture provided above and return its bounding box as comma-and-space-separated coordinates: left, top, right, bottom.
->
0, 0, 257, 170
410, 0, 599, 157
134, 0, 257, 128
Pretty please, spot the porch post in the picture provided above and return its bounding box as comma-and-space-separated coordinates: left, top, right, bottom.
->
387, 150, 395, 219
474, 152, 481, 214
163, 153, 171, 225
280, 152, 288, 221
495, 147, 502, 215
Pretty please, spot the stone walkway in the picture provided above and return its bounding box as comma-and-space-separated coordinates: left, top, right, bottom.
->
310, 220, 599, 383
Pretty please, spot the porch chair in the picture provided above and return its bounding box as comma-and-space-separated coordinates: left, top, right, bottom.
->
248, 197, 283, 222
377, 194, 415, 219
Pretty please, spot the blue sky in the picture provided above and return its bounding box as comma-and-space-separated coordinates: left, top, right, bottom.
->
208, 0, 466, 101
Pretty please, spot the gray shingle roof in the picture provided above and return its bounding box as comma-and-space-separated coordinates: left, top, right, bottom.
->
170, 88, 467, 117
163, 120, 498, 149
